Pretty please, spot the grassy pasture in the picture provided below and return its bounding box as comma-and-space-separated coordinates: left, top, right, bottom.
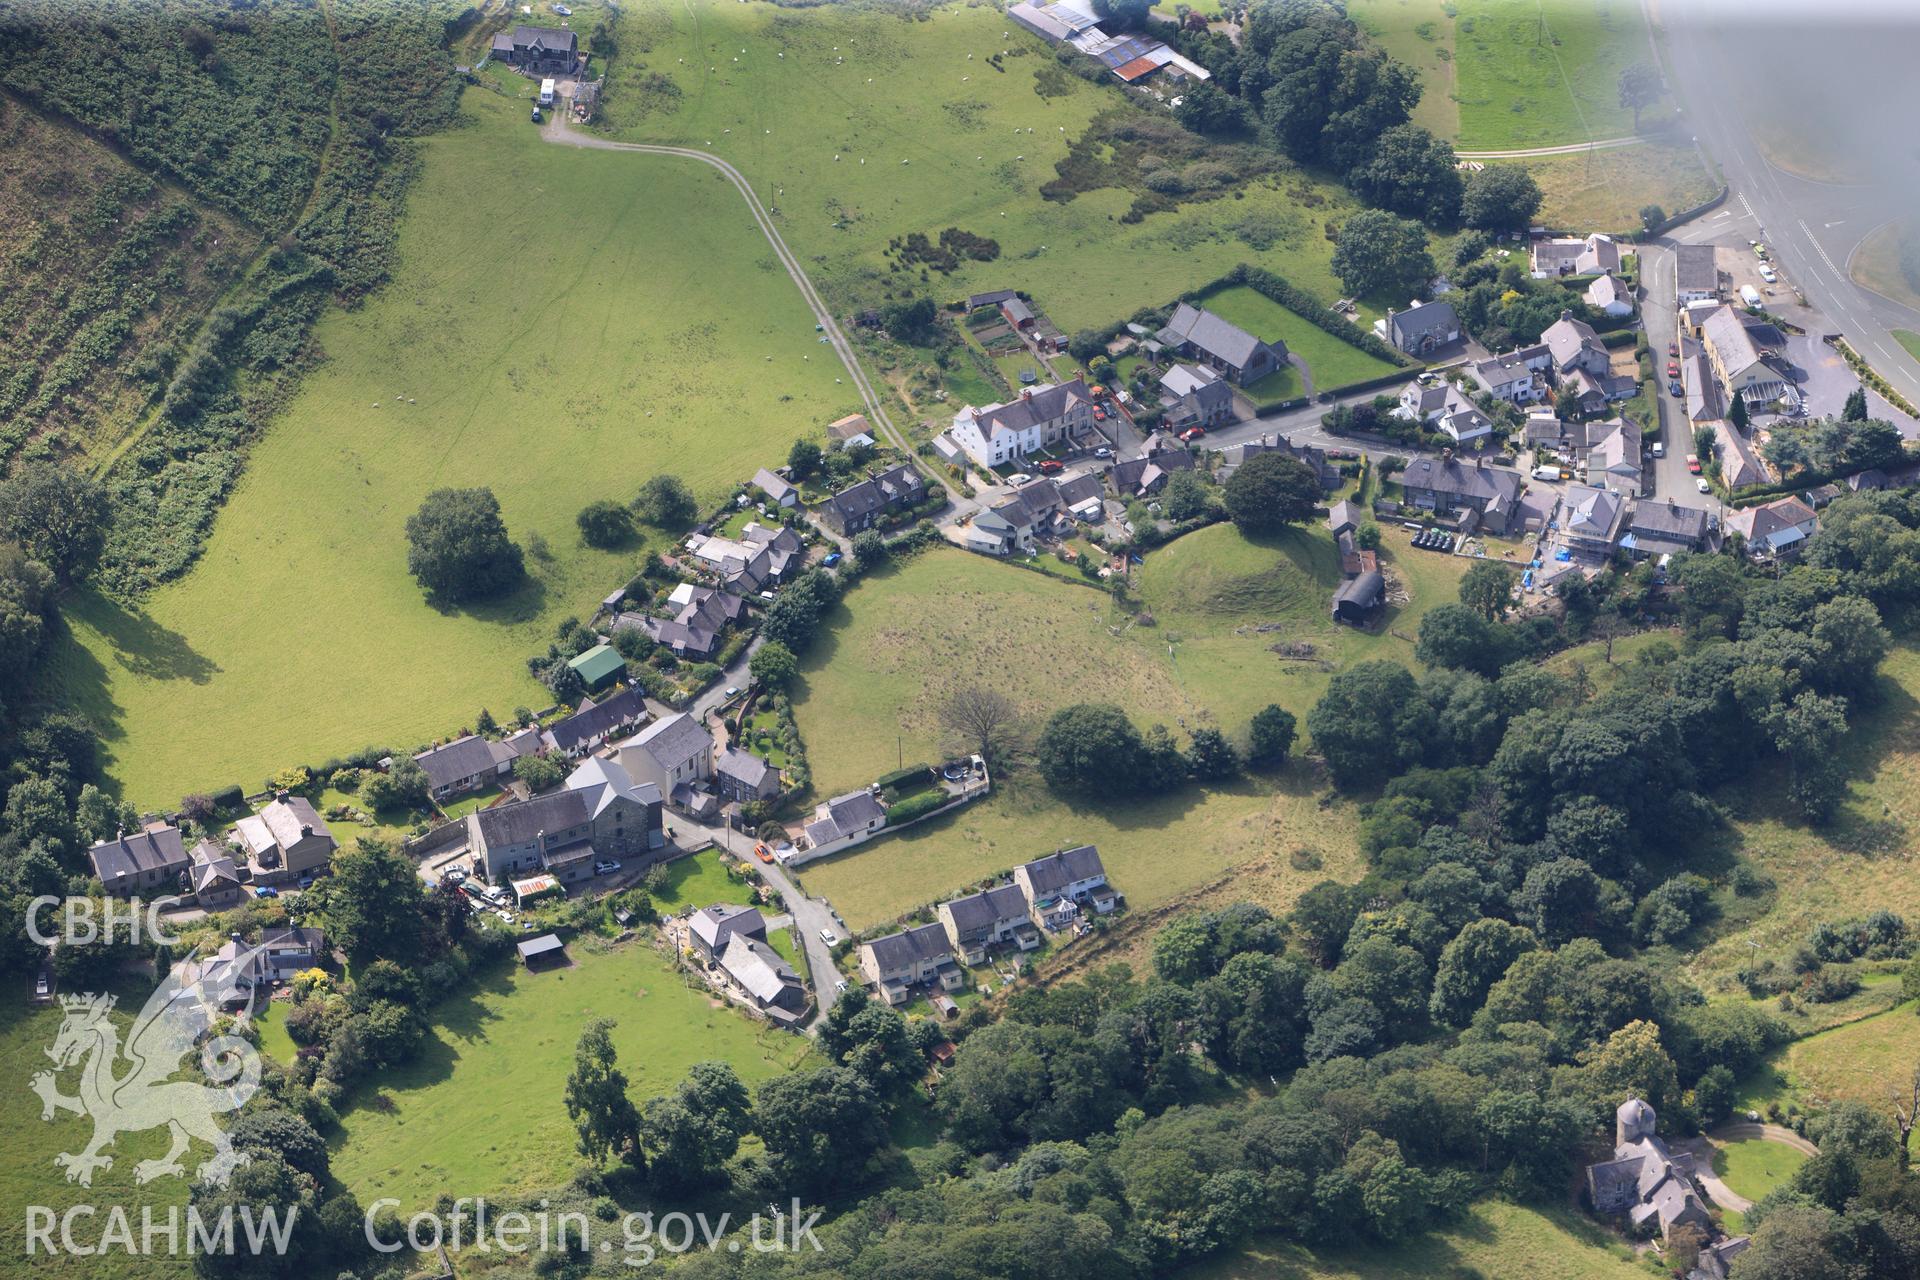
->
0, 93, 255, 468
327, 938, 812, 1212
1348, 0, 1461, 141
1453, 0, 1658, 149
1186, 1200, 1643, 1280
1506, 141, 1718, 235
789, 527, 1469, 927
598, 0, 1378, 332
51, 86, 850, 806
1192, 284, 1401, 393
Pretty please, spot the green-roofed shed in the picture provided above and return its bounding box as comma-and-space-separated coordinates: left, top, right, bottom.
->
567, 643, 624, 692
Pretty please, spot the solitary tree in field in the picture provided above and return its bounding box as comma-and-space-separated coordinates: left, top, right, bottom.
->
941, 685, 1021, 769
405, 487, 523, 602
566, 1018, 643, 1171
633, 474, 697, 529
1617, 63, 1661, 132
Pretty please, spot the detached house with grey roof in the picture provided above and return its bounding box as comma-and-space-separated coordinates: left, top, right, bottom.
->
1588, 1099, 1721, 1246
715, 747, 780, 805
1378, 299, 1459, 356
1622, 499, 1711, 559
1557, 484, 1628, 558
489, 24, 583, 75
938, 883, 1039, 964
1400, 456, 1523, 533
233, 796, 336, 887
1530, 232, 1621, 278
1155, 303, 1285, 385
89, 823, 189, 898
795, 788, 887, 860
720, 935, 808, 1024
1159, 363, 1233, 429
616, 713, 715, 811
858, 921, 964, 1005
689, 903, 766, 960
415, 734, 519, 801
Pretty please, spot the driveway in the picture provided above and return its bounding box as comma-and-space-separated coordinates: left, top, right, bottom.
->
1677, 1123, 1819, 1214
682, 816, 845, 1023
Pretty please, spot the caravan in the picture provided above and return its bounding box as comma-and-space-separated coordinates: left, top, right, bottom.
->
538, 78, 556, 106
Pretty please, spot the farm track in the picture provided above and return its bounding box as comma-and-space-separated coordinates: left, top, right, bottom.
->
542, 114, 969, 505
1455, 134, 1644, 159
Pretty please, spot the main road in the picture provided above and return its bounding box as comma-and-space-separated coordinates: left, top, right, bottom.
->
1653, 2, 1920, 406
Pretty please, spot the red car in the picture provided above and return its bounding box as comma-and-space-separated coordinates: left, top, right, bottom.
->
1666, 361, 1681, 378
1036, 459, 1064, 474
1686, 454, 1701, 474
1179, 426, 1207, 442
753, 843, 774, 864
1092, 406, 1107, 421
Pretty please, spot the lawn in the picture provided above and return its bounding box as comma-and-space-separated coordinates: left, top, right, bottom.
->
597, 0, 1382, 332
653, 848, 760, 913
327, 938, 812, 1212
1896, 331, 1920, 364
789, 528, 1470, 928
1349, 0, 1459, 141
1186, 1200, 1643, 1280
1453, 0, 1661, 150
1195, 283, 1402, 392
1510, 141, 1720, 236
1240, 365, 1305, 406
1713, 1138, 1808, 1205
0, 988, 193, 1280
49, 85, 850, 807
439, 784, 507, 821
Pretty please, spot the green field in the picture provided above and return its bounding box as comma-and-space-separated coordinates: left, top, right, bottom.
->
1187, 1201, 1643, 1280
1713, 1138, 1808, 1204
1513, 139, 1719, 234
1197, 284, 1402, 392
1349, 0, 1461, 140
790, 528, 1471, 927
0, 992, 193, 1280
328, 938, 811, 1211
50, 85, 850, 806
598, 0, 1380, 333
654, 849, 760, 913
1453, 0, 1658, 150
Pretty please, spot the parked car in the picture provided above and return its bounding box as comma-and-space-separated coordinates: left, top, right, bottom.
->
1179, 426, 1206, 442
1650, 442, 1665, 458
594, 859, 622, 876
1092, 406, 1106, 421
1686, 454, 1701, 474
297, 876, 315, 890
1036, 459, 1064, 474
724, 686, 740, 699
754, 843, 774, 864
254, 886, 279, 899
1696, 477, 1712, 493
497, 909, 517, 924
1093, 446, 1113, 459
822, 552, 842, 568
1758, 265, 1778, 284
820, 928, 839, 945
530, 106, 542, 123
1531, 465, 1561, 481
835, 978, 850, 994
1005, 473, 1032, 486
552, 2, 572, 12
1666, 361, 1681, 378
444, 867, 468, 884
34, 973, 49, 998
1670, 381, 1683, 395
1668, 342, 1680, 358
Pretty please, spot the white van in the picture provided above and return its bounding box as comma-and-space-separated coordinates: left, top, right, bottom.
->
539, 78, 556, 106
1740, 284, 1763, 308
1531, 465, 1561, 482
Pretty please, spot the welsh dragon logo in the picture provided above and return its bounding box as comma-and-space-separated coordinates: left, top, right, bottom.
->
30, 947, 264, 1188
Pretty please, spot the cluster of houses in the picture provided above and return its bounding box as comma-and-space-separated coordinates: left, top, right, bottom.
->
1007, 0, 1211, 85
856, 845, 1118, 1008
88, 795, 343, 910
687, 903, 809, 1026
1587, 1098, 1750, 1280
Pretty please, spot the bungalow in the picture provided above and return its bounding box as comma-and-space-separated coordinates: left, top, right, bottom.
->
616, 713, 715, 804
752, 468, 799, 509
234, 796, 336, 887
689, 903, 766, 960
1159, 363, 1234, 429
1540, 310, 1612, 377
469, 755, 664, 886
799, 788, 887, 858
948, 381, 1096, 468
189, 838, 246, 910
488, 24, 582, 75
1622, 499, 1711, 559
541, 686, 650, 760
715, 747, 780, 805
1013, 844, 1117, 930
1675, 244, 1720, 303
823, 463, 928, 534
1155, 303, 1286, 385
859, 921, 965, 1005
1378, 299, 1460, 356
1701, 304, 1786, 405
1585, 272, 1634, 318
1726, 495, 1818, 558
720, 934, 808, 1023
415, 734, 518, 800
567, 643, 625, 693
1530, 232, 1620, 278
88, 823, 189, 898
938, 883, 1040, 963
1557, 485, 1628, 558
1399, 456, 1524, 533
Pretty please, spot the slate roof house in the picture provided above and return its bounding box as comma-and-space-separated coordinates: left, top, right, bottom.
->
489, 25, 583, 75
948, 381, 1096, 468
1584, 419, 1643, 494
685, 522, 805, 593
89, 823, 189, 897
1109, 436, 1197, 497
468, 755, 664, 887
799, 788, 888, 859
1585, 272, 1634, 318
967, 478, 1069, 557
1711, 419, 1771, 490
1675, 244, 1720, 303
1558, 485, 1628, 558
1400, 456, 1523, 533
752, 467, 798, 509
542, 686, 650, 759
621, 583, 750, 662
823, 463, 928, 533
190, 926, 330, 1008
1587, 1099, 1719, 1244
1222, 433, 1337, 488
415, 734, 519, 801
938, 883, 1039, 964
616, 713, 715, 807
1379, 299, 1460, 356
1531, 232, 1621, 278
189, 838, 246, 910
1012, 845, 1117, 930
715, 747, 780, 805
689, 903, 766, 960
720, 935, 808, 1023
1726, 495, 1818, 558
1622, 499, 1711, 559
234, 797, 336, 887
1471, 347, 1549, 404
1395, 380, 1494, 446
1159, 363, 1234, 429
1540, 310, 1613, 376
1155, 303, 1285, 385
859, 922, 964, 1005
1701, 304, 1786, 405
